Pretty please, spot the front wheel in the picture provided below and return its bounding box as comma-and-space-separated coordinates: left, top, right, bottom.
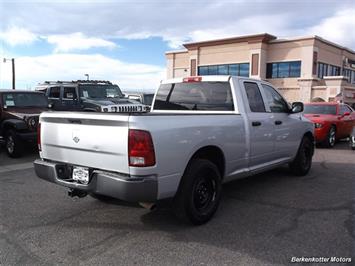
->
323, 126, 336, 148
173, 159, 222, 225
5, 130, 23, 158
289, 136, 314, 176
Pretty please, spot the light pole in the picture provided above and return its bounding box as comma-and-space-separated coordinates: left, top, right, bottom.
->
3, 58, 15, 90
84, 73, 89, 81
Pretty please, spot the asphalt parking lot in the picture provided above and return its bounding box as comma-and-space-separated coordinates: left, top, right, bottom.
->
0, 143, 354, 265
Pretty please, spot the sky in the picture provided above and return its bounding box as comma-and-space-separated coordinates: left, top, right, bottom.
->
0, 0, 354, 92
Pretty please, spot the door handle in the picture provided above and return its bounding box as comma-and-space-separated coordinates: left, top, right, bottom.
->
252, 121, 262, 127
275, 120, 283, 125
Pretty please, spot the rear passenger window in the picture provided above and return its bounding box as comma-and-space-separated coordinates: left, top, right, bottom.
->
154, 82, 234, 111
261, 84, 289, 113
244, 82, 266, 112
63, 87, 77, 99
49, 87, 60, 98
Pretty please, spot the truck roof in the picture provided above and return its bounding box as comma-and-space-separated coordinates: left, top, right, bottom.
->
161, 75, 272, 85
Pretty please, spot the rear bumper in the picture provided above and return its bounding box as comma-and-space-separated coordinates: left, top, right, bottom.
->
34, 159, 158, 202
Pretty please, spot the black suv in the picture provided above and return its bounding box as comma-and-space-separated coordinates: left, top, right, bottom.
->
0, 90, 48, 157
36, 80, 146, 112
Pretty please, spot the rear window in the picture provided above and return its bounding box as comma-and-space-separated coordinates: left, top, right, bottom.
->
153, 82, 234, 111
2, 93, 48, 107
304, 105, 337, 115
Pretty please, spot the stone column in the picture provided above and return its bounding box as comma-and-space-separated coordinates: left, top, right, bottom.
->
297, 78, 318, 102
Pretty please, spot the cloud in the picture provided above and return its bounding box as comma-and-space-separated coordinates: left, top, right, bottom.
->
46, 32, 117, 52
3, 0, 354, 50
0, 26, 38, 46
0, 53, 164, 91
307, 8, 355, 49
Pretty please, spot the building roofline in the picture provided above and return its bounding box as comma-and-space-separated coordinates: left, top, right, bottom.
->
270, 35, 355, 55
183, 33, 277, 49
166, 33, 355, 56
165, 49, 188, 55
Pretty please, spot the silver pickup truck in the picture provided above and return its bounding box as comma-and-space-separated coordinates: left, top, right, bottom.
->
34, 76, 314, 225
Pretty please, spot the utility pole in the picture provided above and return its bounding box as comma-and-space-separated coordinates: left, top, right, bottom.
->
3, 58, 15, 90
11, 58, 15, 90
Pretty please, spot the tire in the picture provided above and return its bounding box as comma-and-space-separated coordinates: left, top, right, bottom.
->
5, 130, 23, 158
323, 126, 336, 148
350, 136, 355, 150
289, 136, 313, 176
173, 159, 222, 225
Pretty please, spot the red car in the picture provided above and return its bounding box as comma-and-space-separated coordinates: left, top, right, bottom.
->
303, 102, 355, 147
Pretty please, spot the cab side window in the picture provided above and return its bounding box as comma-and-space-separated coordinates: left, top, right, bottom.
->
48, 87, 61, 98
339, 105, 352, 115
261, 84, 289, 113
63, 87, 77, 100
244, 82, 266, 112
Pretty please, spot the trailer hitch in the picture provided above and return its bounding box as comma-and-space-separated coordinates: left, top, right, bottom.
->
68, 189, 87, 198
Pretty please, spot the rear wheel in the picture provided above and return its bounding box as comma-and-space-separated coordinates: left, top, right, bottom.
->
289, 136, 313, 176
173, 159, 222, 225
5, 130, 23, 158
323, 126, 336, 148
350, 136, 355, 150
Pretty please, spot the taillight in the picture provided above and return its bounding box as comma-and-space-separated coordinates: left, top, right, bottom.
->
37, 122, 41, 151
128, 129, 155, 167
183, 76, 202, 83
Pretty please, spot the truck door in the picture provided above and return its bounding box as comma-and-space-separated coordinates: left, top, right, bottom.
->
260, 83, 300, 160
242, 81, 276, 168
62, 86, 79, 111
338, 104, 355, 138
47, 86, 61, 110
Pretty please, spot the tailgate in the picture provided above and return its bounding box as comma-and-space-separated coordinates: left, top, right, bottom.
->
39, 112, 130, 174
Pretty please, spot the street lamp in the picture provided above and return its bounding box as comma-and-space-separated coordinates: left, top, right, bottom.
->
3, 58, 15, 90
84, 73, 89, 81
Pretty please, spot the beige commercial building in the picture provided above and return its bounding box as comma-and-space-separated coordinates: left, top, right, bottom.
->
166, 33, 355, 105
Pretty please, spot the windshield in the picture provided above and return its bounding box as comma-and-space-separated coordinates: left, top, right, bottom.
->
304, 104, 337, 115
79, 84, 123, 99
2, 93, 48, 107
143, 94, 154, 105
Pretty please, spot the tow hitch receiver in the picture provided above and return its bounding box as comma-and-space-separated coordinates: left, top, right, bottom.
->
68, 189, 87, 198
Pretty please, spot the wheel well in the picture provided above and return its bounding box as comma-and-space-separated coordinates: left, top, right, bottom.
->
190, 146, 225, 179
304, 131, 314, 143
303, 131, 315, 155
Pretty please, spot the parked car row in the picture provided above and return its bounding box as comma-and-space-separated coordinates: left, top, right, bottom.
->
0, 80, 151, 157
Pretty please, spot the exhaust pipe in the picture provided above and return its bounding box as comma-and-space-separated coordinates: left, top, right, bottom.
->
139, 202, 156, 211
68, 189, 87, 198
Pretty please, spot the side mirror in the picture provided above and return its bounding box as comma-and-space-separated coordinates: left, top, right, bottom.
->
343, 112, 350, 116
291, 102, 304, 113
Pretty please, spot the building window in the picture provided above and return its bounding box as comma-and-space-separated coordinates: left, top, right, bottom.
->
329, 64, 340, 76
317, 63, 328, 79
317, 62, 341, 79
266, 61, 301, 78
198, 63, 250, 77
